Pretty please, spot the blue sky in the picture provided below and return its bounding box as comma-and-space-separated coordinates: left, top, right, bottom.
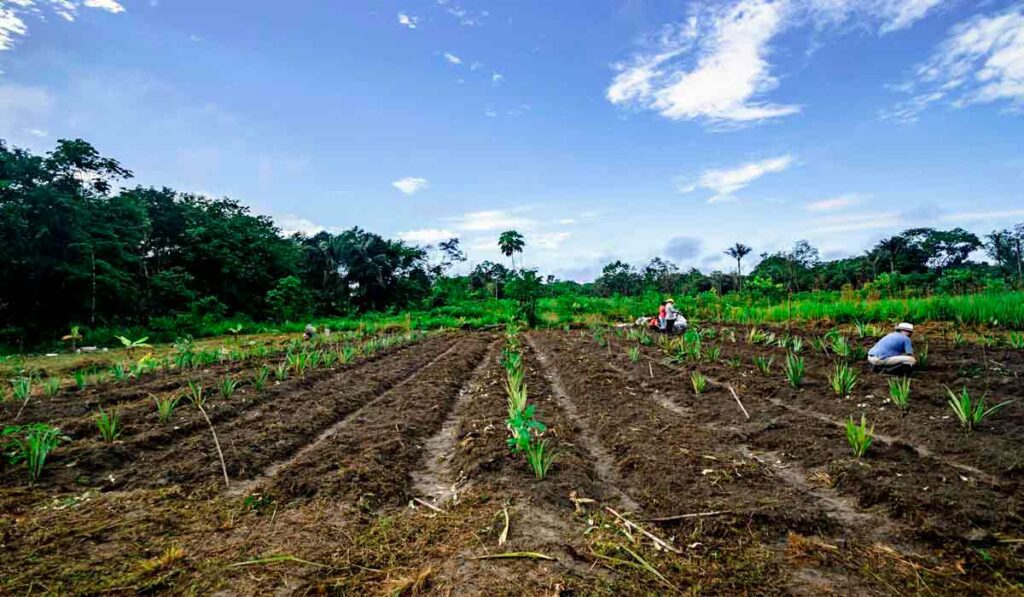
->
2, 0, 1023, 280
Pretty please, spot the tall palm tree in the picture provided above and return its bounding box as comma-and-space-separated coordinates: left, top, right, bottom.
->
724, 243, 752, 290
498, 230, 525, 270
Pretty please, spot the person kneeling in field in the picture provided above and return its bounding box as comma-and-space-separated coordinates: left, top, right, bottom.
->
868, 322, 917, 374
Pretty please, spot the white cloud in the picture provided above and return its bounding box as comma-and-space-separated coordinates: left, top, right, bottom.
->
25, 127, 48, 137
447, 209, 535, 231
534, 232, 571, 250
437, 0, 487, 26
392, 176, 429, 195
492, 72, 504, 84
398, 228, 458, 244
443, 52, 462, 65
83, 0, 125, 13
887, 5, 1024, 121
940, 208, 1024, 223
275, 214, 333, 236
484, 108, 497, 117
0, 7, 28, 51
678, 154, 794, 202
397, 12, 419, 29
803, 194, 864, 212
808, 0, 944, 33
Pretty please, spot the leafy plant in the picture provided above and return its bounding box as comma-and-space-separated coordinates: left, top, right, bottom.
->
950, 331, 966, 348
252, 367, 269, 391
117, 335, 151, 360
219, 377, 239, 399
916, 343, 930, 369
845, 415, 874, 458
789, 336, 803, 353
753, 354, 774, 375
96, 407, 122, 442
704, 346, 721, 362
828, 362, 858, 396
3, 424, 69, 481
43, 377, 60, 397
784, 353, 805, 388
888, 377, 911, 414
186, 380, 206, 408
726, 356, 742, 369
691, 371, 707, 395
1009, 332, 1024, 349
946, 386, 1012, 432
154, 395, 180, 424
525, 439, 555, 480
274, 364, 289, 381
626, 346, 640, 363
73, 370, 88, 391
61, 326, 83, 351
110, 362, 129, 382
12, 377, 31, 403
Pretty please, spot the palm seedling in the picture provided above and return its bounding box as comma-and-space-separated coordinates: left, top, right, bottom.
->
784, 353, 805, 388
338, 345, 355, 364
252, 367, 269, 391
753, 354, 774, 375
946, 386, 1013, 433
831, 335, 852, 359
154, 395, 180, 424
274, 363, 289, 381
4, 423, 69, 481
810, 336, 828, 355
950, 331, 966, 347
96, 406, 122, 442
888, 377, 911, 414
980, 334, 998, 348
691, 371, 707, 396
1009, 332, 1024, 349
726, 356, 742, 369
73, 370, 88, 391
110, 362, 129, 382
322, 350, 337, 367
219, 377, 239, 399
828, 362, 858, 396
627, 346, 641, 363
11, 377, 32, 418
186, 380, 206, 408
525, 439, 556, 480
43, 377, 60, 398
845, 414, 874, 458
116, 335, 151, 360
916, 344, 930, 370
704, 346, 721, 363
790, 336, 803, 353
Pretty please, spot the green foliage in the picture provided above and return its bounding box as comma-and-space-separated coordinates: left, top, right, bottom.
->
784, 353, 805, 388
2, 423, 69, 481
704, 346, 721, 362
73, 370, 88, 391
274, 364, 289, 381
888, 377, 911, 413
726, 356, 742, 369
1008, 332, 1024, 349
525, 439, 555, 480
11, 377, 31, 403
946, 386, 1012, 432
951, 331, 966, 347
691, 371, 707, 395
626, 346, 641, 363
252, 367, 269, 391
828, 362, 858, 396
265, 276, 314, 323
219, 377, 239, 399
155, 395, 180, 424
96, 407, 122, 442
917, 344, 930, 369
186, 380, 205, 408
753, 354, 774, 375
845, 415, 874, 458
43, 377, 60, 397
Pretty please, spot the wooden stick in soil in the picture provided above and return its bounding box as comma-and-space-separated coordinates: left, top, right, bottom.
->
413, 497, 445, 513
498, 506, 510, 546
728, 385, 749, 420
644, 510, 733, 523
604, 507, 681, 554
195, 401, 230, 489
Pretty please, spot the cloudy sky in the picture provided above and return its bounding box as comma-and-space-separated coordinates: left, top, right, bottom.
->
2, 0, 1023, 279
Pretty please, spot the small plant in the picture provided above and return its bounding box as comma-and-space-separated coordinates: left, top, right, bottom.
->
753, 354, 774, 375
845, 414, 874, 458
704, 346, 721, 362
916, 344, 930, 369
43, 377, 61, 397
525, 439, 556, 480
110, 362, 129, 382
61, 326, 83, 351
12, 377, 31, 403
691, 371, 707, 395
950, 331, 966, 347
946, 386, 1012, 433
3, 424, 69, 481
888, 377, 911, 414
186, 380, 206, 408
73, 370, 88, 391
116, 335, 151, 360
1009, 332, 1024, 349
219, 377, 239, 399
790, 336, 803, 353
338, 346, 355, 364
252, 367, 269, 391
154, 395, 180, 424
828, 362, 858, 396
96, 407, 122, 442
980, 334, 998, 348
831, 334, 852, 358
784, 353, 805, 388
274, 364, 289, 381
626, 346, 640, 363
811, 336, 828, 354
726, 356, 742, 369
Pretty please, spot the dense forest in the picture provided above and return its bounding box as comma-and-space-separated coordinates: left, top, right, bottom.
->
1, 139, 1022, 348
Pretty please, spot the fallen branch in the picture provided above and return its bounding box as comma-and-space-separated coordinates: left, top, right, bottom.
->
604, 507, 680, 554
728, 385, 749, 420
649, 363, 654, 379
643, 510, 733, 523
195, 401, 230, 489
468, 551, 555, 561
229, 555, 335, 569
413, 497, 445, 514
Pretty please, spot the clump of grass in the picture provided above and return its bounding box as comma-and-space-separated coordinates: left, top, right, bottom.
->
888, 377, 911, 414
1009, 332, 1024, 349
525, 439, 556, 480
11, 377, 31, 403
73, 370, 88, 391
274, 364, 289, 382
916, 344, 930, 369
96, 407, 122, 442
2, 423, 69, 481
626, 346, 641, 363
753, 354, 774, 375
946, 386, 1012, 433
790, 336, 803, 353
154, 395, 180, 424
726, 356, 742, 369
691, 371, 707, 395
252, 367, 269, 391
42, 377, 60, 398
845, 415, 874, 458
828, 362, 858, 396
219, 377, 239, 399
784, 353, 805, 388
704, 346, 721, 362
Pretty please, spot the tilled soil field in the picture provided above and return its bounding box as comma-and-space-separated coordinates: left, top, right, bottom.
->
1, 326, 1022, 595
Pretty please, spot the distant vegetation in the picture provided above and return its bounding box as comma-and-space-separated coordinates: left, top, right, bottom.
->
2, 138, 1024, 351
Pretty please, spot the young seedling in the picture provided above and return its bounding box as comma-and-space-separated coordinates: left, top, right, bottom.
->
274, 364, 289, 382
691, 371, 707, 396
96, 406, 121, 442
916, 344, 930, 370
726, 356, 742, 369
790, 337, 803, 353
116, 335, 151, 360
946, 386, 1012, 433
753, 355, 774, 375
845, 414, 874, 458
252, 367, 269, 391
154, 395, 180, 424
12, 377, 32, 420
784, 353, 805, 388
110, 362, 129, 382
186, 380, 229, 487
950, 331, 966, 347
61, 326, 83, 351
73, 370, 88, 391
1009, 333, 1024, 349
3, 423, 69, 481
888, 377, 911, 414
219, 377, 239, 399
626, 346, 641, 363
525, 439, 556, 480
43, 377, 60, 398
704, 346, 721, 362
828, 362, 858, 396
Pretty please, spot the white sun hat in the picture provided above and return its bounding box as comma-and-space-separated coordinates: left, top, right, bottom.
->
896, 322, 914, 332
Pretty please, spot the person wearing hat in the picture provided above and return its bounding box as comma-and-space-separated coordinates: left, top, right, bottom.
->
663, 298, 687, 334
868, 322, 917, 373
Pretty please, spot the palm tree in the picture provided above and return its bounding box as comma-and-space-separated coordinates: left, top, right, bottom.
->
725, 243, 752, 290
498, 230, 525, 270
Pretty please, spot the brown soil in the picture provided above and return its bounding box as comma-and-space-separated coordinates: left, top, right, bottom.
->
2, 327, 1022, 595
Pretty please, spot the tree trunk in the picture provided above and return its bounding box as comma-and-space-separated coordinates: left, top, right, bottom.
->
1016, 238, 1023, 289
90, 246, 97, 327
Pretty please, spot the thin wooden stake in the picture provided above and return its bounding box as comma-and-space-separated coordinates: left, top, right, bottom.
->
469, 551, 555, 561
413, 497, 445, 513
644, 510, 733, 523
498, 506, 510, 546
604, 507, 681, 554
728, 385, 749, 420
649, 362, 654, 378
196, 401, 230, 489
